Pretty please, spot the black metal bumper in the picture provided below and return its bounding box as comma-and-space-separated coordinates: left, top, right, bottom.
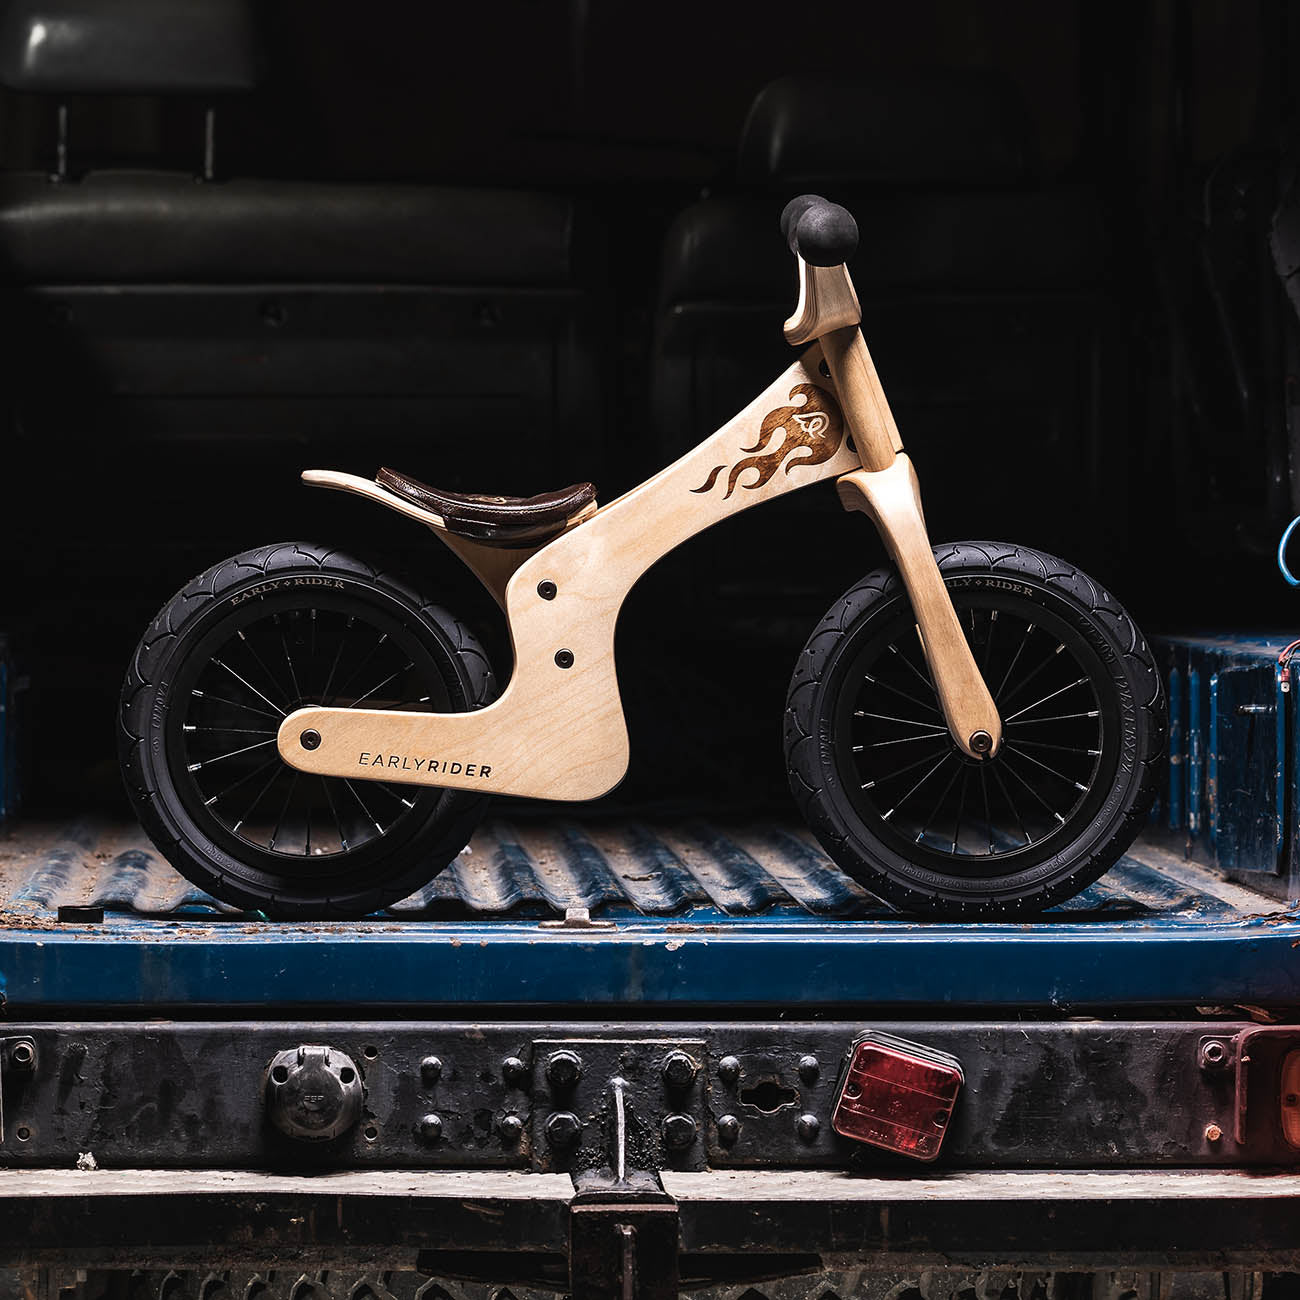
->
3, 1168, 1300, 1276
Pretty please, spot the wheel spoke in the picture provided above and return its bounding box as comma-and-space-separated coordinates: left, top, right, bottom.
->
212, 659, 287, 719
190, 688, 280, 721
853, 709, 947, 730
343, 778, 385, 836
350, 662, 414, 709
881, 752, 952, 822
980, 608, 997, 672
202, 753, 281, 806
268, 772, 300, 851
1008, 710, 1100, 725
994, 622, 1035, 701
863, 672, 942, 716
1011, 737, 1102, 756
177, 599, 441, 862
321, 776, 348, 851
915, 760, 963, 844
1004, 676, 1091, 724
375, 780, 418, 809
230, 761, 287, 836
951, 768, 971, 852
329, 631, 390, 706
989, 763, 1033, 846
979, 766, 995, 854
275, 614, 304, 706
236, 628, 294, 711
186, 737, 277, 771
1002, 743, 1089, 791
862, 732, 952, 749
997, 642, 1066, 710
889, 642, 936, 694
183, 725, 276, 737
856, 745, 951, 788
999, 753, 1068, 825
317, 617, 354, 707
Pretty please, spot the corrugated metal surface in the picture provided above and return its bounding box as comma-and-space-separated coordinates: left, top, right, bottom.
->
0, 818, 1275, 922
1, 819, 1297, 1012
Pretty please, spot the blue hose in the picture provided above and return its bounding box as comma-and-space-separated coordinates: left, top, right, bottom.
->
1279, 515, 1300, 586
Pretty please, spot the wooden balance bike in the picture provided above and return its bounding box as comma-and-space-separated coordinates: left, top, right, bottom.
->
120, 196, 1165, 919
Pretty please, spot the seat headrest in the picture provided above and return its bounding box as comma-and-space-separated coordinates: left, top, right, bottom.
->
0, 0, 260, 94
737, 74, 1031, 189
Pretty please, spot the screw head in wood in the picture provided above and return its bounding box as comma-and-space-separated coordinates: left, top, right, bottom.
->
300, 729, 321, 751
969, 730, 993, 755
537, 580, 557, 600
554, 649, 575, 669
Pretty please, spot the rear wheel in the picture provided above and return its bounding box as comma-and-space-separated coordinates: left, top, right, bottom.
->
785, 542, 1165, 916
120, 542, 495, 918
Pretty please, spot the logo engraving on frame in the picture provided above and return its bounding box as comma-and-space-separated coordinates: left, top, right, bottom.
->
692, 383, 844, 499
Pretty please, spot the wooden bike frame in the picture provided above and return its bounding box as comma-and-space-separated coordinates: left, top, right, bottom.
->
278, 257, 1002, 800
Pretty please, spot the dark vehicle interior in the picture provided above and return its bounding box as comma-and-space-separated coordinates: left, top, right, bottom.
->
0, 0, 1292, 832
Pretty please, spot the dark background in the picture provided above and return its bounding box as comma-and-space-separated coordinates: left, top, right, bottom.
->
0, 0, 1295, 816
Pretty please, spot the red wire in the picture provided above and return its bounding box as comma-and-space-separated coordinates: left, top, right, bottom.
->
1278, 638, 1300, 689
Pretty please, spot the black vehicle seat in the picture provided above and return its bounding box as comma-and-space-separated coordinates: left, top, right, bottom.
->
376, 468, 597, 545
652, 73, 1125, 572
0, 0, 604, 581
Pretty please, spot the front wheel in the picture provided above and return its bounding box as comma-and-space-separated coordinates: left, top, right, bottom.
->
119, 542, 496, 918
785, 542, 1166, 917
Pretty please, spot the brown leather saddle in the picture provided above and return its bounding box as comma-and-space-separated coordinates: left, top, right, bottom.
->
378, 467, 597, 546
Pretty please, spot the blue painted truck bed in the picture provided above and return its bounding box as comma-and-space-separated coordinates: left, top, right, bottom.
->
0, 816, 1295, 1013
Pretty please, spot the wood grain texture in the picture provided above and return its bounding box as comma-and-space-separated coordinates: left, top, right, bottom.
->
783, 257, 861, 346
820, 325, 905, 471
837, 458, 1002, 758
280, 349, 860, 800
300, 469, 594, 608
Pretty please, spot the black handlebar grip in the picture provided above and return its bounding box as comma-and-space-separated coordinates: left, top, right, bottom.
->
779, 193, 859, 267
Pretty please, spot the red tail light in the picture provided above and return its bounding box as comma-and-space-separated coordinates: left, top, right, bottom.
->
831, 1031, 964, 1162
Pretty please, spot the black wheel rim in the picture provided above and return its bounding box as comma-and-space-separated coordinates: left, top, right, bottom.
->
165, 587, 456, 880
832, 586, 1119, 878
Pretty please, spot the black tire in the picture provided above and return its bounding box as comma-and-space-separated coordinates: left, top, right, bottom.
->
785, 541, 1165, 917
119, 542, 496, 918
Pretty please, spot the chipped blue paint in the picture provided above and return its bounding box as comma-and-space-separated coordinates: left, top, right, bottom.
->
0, 899, 1298, 1012
1168, 665, 1184, 830
1157, 636, 1297, 883
1188, 665, 1202, 835
0, 822, 1296, 1012
1279, 668, 1289, 866
1208, 671, 1219, 844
